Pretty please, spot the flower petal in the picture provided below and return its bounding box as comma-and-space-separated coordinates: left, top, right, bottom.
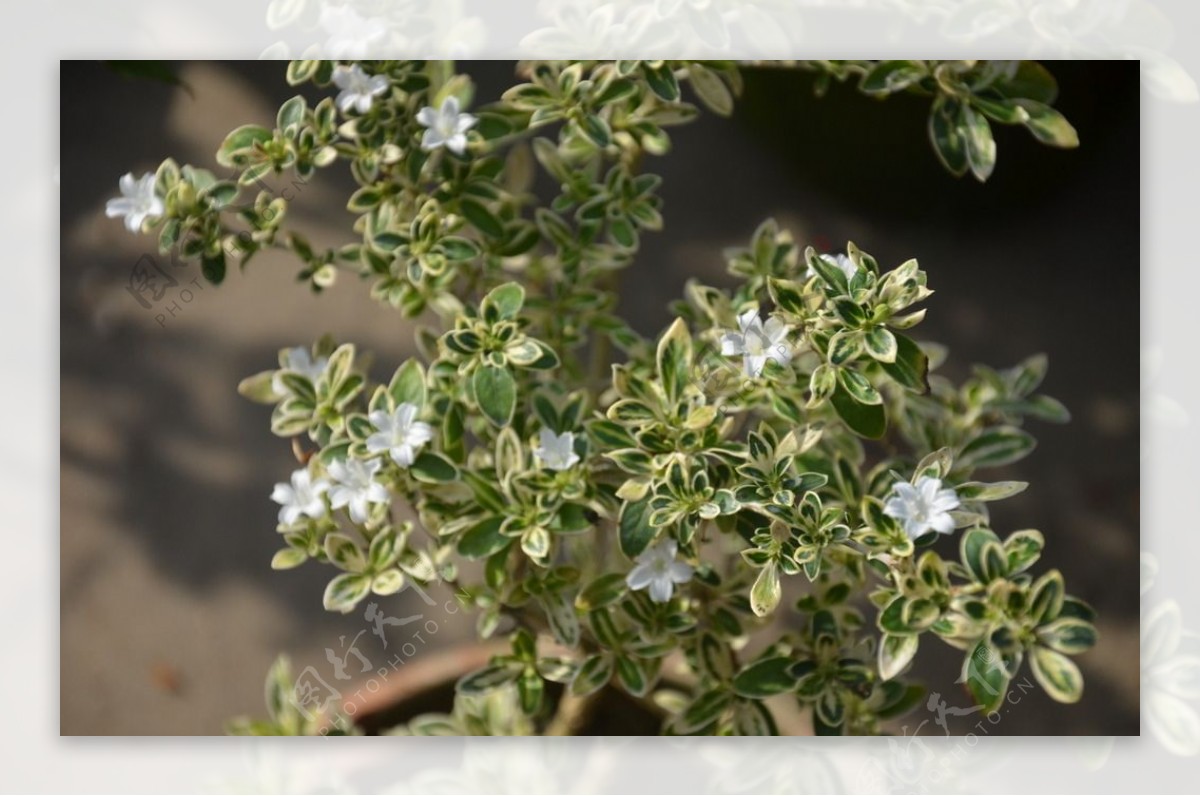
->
626, 562, 655, 591
720, 332, 746, 356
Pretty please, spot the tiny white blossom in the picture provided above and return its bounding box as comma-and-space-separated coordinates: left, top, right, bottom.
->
533, 429, 580, 471
273, 347, 328, 396
327, 457, 390, 524
720, 308, 792, 378
626, 539, 694, 603
332, 64, 390, 114
105, 172, 163, 233
367, 402, 434, 467
270, 468, 329, 526
416, 96, 478, 155
884, 476, 961, 539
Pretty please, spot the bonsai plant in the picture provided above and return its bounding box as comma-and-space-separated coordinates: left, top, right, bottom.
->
107, 59, 1095, 736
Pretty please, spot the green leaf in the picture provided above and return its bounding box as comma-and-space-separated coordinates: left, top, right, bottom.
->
517, 668, 544, 715
732, 700, 779, 736
838, 368, 882, 405
388, 359, 426, 408
619, 498, 656, 559
768, 277, 806, 315
960, 527, 1001, 584
876, 683, 926, 721
238, 370, 279, 404
322, 572, 372, 613
440, 236, 481, 261
216, 124, 272, 168
482, 282, 525, 321
410, 450, 458, 483
577, 573, 628, 612
578, 114, 612, 148
472, 365, 517, 426
205, 181, 240, 209
864, 326, 898, 363
830, 382, 886, 439
995, 61, 1059, 104
958, 426, 1036, 469
1029, 570, 1065, 623
656, 318, 692, 407
733, 657, 798, 699
1015, 100, 1079, 148
1030, 646, 1084, 703
270, 548, 307, 570
460, 198, 504, 238
749, 562, 781, 618
276, 95, 307, 135
805, 246, 849, 293
1003, 528, 1044, 574
457, 662, 522, 695
1037, 617, 1098, 655
678, 688, 734, 733
929, 96, 969, 177
688, 63, 734, 116
860, 60, 927, 94
643, 62, 680, 101
879, 634, 919, 681
614, 655, 650, 697
961, 103, 996, 182
324, 533, 366, 572
457, 516, 510, 559
202, 252, 226, 285
571, 653, 614, 697
539, 591, 581, 648
879, 333, 929, 393
956, 480, 1028, 502
963, 640, 1009, 713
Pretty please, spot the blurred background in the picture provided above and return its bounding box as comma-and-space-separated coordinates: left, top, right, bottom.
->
60, 60, 1139, 735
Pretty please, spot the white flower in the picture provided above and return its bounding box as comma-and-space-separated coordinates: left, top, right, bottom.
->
720, 308, 792, 378
884, 476, 961, 539
105, 172, 163, 233
533, 429, 580, 471
626, 539, 694, 603
327, 457, 390, 524
273, 346, 329, 396
416, 96, 478, 155
332, 64, 390, 114
270, 468, 329, 526
367, 402, 434, 467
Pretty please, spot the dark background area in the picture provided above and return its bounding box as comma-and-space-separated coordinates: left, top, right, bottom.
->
60, 61, 1139, 735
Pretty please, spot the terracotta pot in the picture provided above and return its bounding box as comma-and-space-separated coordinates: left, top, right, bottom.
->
340, 641, 671, 735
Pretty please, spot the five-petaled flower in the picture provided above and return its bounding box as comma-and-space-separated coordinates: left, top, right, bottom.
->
720, 308, 792, 378
884, 476, 961, 539
416, 96, 478, 155
626, 539, 694, 603
105, 172, 164, 233
332, 64, 390, 114
367, 403, 434, 467
273, 346, 329, 396
327, 457, 390, 524
533, 429, 580, 471
271, 468, 329, 526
